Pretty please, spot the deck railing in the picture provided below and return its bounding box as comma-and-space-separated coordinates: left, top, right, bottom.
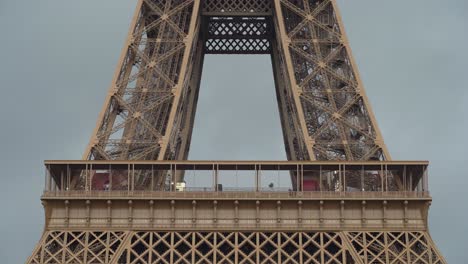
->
43, 160, 430, 194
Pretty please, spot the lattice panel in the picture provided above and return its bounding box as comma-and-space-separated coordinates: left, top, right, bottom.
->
202, 0, 272, 15
205, 17, 272, 54
113, 231, 352, 263
86, 0, 199, 162
28, 230, 446, 263
346, 232, 446, 264
28, 231, 126, 264
275, 0, 388, 160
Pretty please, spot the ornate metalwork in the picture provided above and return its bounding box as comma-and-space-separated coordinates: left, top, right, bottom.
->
83, 0, 390, 166
29, 231, 444, 264
27, 0, 446, 262
204, 17, 272, 54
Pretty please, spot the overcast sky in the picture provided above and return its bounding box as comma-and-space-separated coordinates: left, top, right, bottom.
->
0, 0, 467, 263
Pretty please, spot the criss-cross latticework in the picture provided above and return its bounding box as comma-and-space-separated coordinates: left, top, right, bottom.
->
29, 231, 444, 264
27, 0, 445, 263
83, 0, 389, 167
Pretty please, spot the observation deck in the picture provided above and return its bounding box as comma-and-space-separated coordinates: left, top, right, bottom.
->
41, 160, 431, 232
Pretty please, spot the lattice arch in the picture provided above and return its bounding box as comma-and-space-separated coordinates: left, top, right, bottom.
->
28, 231, 127, 264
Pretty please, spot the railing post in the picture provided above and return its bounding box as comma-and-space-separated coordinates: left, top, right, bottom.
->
85, 163, 89, 191
361, 165, 364, 192
343, 164, 346, 193
131, 163, 135, 191
296, 164, 299, 192
60, 171, 64, 191
255, 164, 259, 192
109, 164, 112, 191
90, 163, 93, 191
215, 164, 219, 192
213, 164, 217, 192
173, 164, 177, 192
338, 164, 342, 193
402, 165, 407, 191
127, 164, 130, 192
66, 164, 70, 191
151, 164, 154, 191
385, 164, 388, 192
319, 165, 322, 192
380, 163, 384, 193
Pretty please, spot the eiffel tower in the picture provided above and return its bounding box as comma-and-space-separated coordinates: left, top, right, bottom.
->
28, 0, 446, 263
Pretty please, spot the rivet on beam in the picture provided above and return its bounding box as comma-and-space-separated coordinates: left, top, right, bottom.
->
361, 201, 367, 224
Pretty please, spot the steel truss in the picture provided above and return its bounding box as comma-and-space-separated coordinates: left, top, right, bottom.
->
204, 17, 272, 54
83, 0, 390, 169
27, 0, 446, 263
29, 231, 444, 264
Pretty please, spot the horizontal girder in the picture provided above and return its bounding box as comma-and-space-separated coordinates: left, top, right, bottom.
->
203, 16, 272, 54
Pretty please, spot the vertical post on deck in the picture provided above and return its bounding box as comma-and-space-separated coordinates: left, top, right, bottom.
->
300, 164, 304, 192
60, 171, 64, 191
67, 164, 70, 191
385, 164, 388, 192
127, 164, 130, 192
131, 163, 135, 191
403, 165, 407, 191
90, 163, 93, 191
215, 164, 219, 192
343, 164, 346, 192
361, 165, 364, 192
381, 163, 384, 193
258, 164, 262, 192
296, 164, 299, 192
85, 163, 89, 191
409, 170, 413, 191
173, 164, 177, 192
319, 165, 322, 192
151, 164, 154, 191
213, 164, 217, 192
338, 164, 342, 192
109, 164, 112, 191
255, 164, 259, 192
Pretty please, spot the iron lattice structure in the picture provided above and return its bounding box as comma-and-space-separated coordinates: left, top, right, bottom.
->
31, 231, 444, 264
27, 0, 445, 263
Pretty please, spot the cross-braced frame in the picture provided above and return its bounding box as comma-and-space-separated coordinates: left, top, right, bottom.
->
27, 0, 445, 263
29, 231, 444, 264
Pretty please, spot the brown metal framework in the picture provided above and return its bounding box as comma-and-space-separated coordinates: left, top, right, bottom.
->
27, 0, 445, 263
83, 0, 389, 167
